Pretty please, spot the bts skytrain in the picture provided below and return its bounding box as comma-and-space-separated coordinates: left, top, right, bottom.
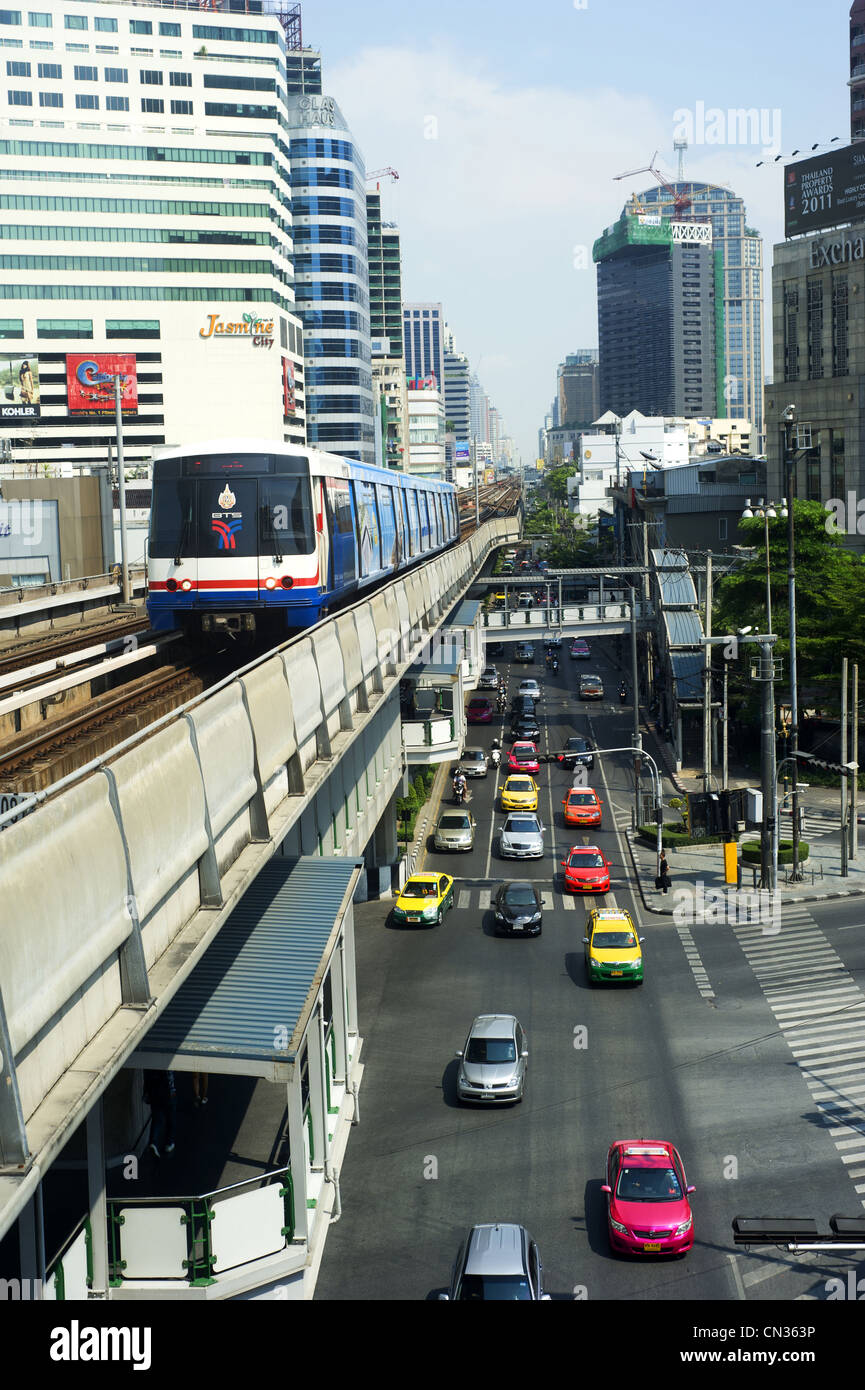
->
146, 439, 459, 639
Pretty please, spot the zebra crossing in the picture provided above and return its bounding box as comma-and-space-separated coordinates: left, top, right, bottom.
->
780, 809, 843, 838
454, 886, 620, 913
732, 904, 865, 1210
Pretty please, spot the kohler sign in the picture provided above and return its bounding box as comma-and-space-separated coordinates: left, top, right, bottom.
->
809, 235, 865, 268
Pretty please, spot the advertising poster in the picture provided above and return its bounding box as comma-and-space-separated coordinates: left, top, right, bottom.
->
784, 144, 865, 237
66, 354, 138, 414
283, 357, 296, 417
0, 354, 40, 420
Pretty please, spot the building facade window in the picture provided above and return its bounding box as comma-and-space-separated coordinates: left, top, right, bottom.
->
39, 91, 61, 107
36, 59, 58, 75
105, 94, 128, 112
139, 68, 162, 85
129, 19, 152, 35
64, 14, 87, 30
75, 93, 97, 110
0, 317, 24, 337
806, 277, 823, 380
159, 22, 180, 38
169, 70, 191, 86
28, 12, 51, 27
141, 97, 163, 114
104, 66, 126, 82
8, 88, 31, 104
94, 16, 116, 32
6, 57, 27, 73
169, 99, 192, 116
831, 272, 848, 377
830, 429, 845, 499
73, 63, 95, 79
783, 283, 799, 382
37, 317, 92, 337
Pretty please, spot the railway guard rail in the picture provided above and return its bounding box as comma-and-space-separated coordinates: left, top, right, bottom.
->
0, 515, 520, 1240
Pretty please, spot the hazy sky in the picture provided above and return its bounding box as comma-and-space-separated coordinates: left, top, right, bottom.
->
302, 0, 851, 463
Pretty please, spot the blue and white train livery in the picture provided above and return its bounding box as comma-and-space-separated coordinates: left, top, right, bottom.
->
146, 439, 459, 639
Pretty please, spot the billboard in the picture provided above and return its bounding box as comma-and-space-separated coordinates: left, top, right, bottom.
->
784, 144, 865, 238
484, 468, 495, 485
66, 354, 138, 414
282, 358, 296, 417
455, 440, 470, 462
0, 354, 40, 420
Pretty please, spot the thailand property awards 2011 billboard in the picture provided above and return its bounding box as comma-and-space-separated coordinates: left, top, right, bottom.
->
66, 354, 138, 414
784, 144, 865, 238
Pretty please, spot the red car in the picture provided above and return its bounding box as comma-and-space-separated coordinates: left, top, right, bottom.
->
562, 787, 602, 827
561, 845, 610, 894
466, 697, 494, 724
602, 1140, 696, 1256
507, 741, 540, 774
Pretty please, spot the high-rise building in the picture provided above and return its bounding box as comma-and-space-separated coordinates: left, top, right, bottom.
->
557, 352, 600, 427
594, 212, 721, 420
403, 302, 444, 389
0, 0, 307, 470
851, 0, 865, 141
287, 82, 374, 463
629, 182, 764, 439
367, 191, 408, 468
443, 328, 471, 443
407, 383, 445, 476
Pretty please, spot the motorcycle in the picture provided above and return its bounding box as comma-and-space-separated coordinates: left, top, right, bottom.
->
551, 658, 559, 675
618, 684, 627, 703
453, 776, 467, 805
490, 741, 501, 769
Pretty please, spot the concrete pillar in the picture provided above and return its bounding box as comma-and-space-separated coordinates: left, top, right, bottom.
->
86, 1098, 109, 1297
306, 1011, 328, 1170
17, 1189, 44, 1298
374, 788, 399, 868
285, 1070, 308, 1244
331, 944, 348, 1085
342, 903, 359, 1048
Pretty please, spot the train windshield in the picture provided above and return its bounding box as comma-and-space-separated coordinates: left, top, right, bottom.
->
149, 453, 314, 559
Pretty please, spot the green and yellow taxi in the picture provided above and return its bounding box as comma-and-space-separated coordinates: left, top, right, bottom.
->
583, 907, 644, 985
500, 775, 539, 813
392, 872, 455, 927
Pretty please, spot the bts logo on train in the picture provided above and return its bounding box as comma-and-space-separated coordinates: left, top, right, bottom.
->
211, 485, 243, 551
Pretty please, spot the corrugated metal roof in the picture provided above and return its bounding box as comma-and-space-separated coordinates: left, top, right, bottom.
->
671, 651, 704, 700
656, 567, 698, 607
136, 857, 361, 1077
663, 609, 703, 647
448, 599, 482, 627
410, 655, 462, 676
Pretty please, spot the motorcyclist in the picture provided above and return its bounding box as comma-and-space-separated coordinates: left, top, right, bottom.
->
452, 767, 467, 802
551, 656, 559, 675
490, 739, 501, 768
618, 680, 627, 703
496, 687, 507, 710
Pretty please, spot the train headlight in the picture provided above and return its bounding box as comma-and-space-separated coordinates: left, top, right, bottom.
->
280, 576, 294, 589
181, 580, 192, 592
265, 577, 277, 590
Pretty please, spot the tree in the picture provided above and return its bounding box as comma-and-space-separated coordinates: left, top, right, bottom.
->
713, 500, 865, 702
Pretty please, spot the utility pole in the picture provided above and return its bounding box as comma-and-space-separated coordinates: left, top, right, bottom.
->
630, 584, 640, 826
114, 373, 131, 605
784, 420, 802, 882
722, 662, 729, 791
703, 550, 712, 792
759, 640, 777, 891
841, 657, 849, 878
850, 663, 859, 862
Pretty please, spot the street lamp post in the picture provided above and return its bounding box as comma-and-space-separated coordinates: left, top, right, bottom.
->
781, 407, 803, 880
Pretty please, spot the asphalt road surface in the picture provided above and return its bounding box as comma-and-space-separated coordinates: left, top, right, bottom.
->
315, 641, 865, 1301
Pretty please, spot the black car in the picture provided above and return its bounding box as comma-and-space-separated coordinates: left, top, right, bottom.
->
511, 695, 537, 718
556, 735, 594, 770
492, 881, 543, 936
514, 643, 535, 664
510, 715, 541, 741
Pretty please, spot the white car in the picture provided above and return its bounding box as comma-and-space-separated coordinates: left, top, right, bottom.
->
461, 747, 488, 778
499, 813, 545, 859
456, 1015, 528, 1104
518, 679, 541, 701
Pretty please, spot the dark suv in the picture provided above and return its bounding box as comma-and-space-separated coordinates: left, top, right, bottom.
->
514, 643, 535, 664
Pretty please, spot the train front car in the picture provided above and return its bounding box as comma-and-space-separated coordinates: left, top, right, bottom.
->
147, 442, 326, 641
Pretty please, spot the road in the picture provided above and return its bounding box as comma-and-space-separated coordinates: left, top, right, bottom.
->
315, 639, 865, 1301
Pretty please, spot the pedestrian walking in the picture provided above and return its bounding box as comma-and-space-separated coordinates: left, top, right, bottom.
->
144, 1069, 176, 1158
193, 1072, 209, 1108
656, 850, 671, 895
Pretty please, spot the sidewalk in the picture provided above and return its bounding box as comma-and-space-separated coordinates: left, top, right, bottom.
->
628, 717, 865, 916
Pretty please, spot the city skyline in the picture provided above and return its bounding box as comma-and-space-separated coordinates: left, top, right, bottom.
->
307, 0, 851, 465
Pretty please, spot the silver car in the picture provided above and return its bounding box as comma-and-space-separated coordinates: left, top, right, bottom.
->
461, 747, 488, 778
499, 812, 545, 859
434, 809, 476, 852
518, 678, 541, 701
477, 665, 499, 690
441, 1223, 549, 1300
456, 1014, 528, 1104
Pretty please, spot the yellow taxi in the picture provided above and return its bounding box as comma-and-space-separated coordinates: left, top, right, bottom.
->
392, 872, 455, 928
500, 774, 539, 812
583, 907, 644, 985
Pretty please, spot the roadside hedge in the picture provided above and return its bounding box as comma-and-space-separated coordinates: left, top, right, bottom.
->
741, 840, 810, 865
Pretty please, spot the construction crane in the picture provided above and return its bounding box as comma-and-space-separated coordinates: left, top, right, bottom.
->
614, 151, 691, 219
366, 167, 400, 188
